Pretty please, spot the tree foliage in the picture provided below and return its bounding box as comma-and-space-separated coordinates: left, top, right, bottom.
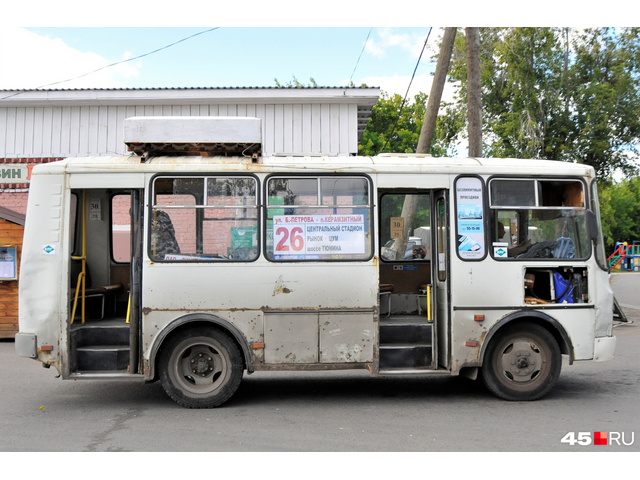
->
598, 178, 640, 251
274, 76, 318, 88
356, 27, 640, 251
446, 27, 640, 178
359, 91, 463, 156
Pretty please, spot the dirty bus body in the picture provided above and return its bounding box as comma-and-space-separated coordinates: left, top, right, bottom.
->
16, 117, 616, 408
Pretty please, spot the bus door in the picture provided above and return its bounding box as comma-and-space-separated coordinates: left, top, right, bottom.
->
433, 190, 450, 370
378, 191, 435, 372
66, 188, 136, 376
127, 189, 144, 374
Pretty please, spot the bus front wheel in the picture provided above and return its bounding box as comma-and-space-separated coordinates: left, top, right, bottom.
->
159, 326, 243, 408
481, 324, 561, 401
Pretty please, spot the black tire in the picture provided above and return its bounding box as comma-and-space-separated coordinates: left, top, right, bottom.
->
481, 323, 561, 401
159, 326, 243, 408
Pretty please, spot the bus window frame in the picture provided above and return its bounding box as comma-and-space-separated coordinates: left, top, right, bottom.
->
147, 172, 261, 263
69, 192, 78, 257
487, 175, 591, 262
263, 173, 374, 263
590, 178, 609, 272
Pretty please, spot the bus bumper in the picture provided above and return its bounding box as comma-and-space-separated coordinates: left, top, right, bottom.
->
593, 335, 616, 362
15, 333, 37, 359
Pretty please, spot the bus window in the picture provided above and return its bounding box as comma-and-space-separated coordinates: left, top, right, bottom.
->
69, 193, 78, 256
150, 176, 259, 262
111, 194, 131, 263
490, 179, 589, 260
265, 175, 372, 261
380, 194, 430, 262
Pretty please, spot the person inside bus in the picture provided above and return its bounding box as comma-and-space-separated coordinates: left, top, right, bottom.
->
151, 210, 181, 258
497, 222, 531, 257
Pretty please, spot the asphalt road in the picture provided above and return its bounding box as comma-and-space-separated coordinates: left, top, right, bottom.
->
1, 275, 639, 456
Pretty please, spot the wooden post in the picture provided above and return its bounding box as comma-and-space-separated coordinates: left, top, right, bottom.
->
417, 27, 457, 154
466, 27, 482, 157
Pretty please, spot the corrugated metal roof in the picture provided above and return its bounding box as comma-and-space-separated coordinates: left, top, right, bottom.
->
0, 86, 379, 92
0, 86, 381, 142
0, 206, 25, 226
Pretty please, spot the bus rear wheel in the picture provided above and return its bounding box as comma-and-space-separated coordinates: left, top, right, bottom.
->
159, 326, 243, 408
481, 324, 561, 401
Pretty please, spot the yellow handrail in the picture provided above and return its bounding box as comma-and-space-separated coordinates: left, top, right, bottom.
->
70, 190, 87, 325
126, 292, 131, 324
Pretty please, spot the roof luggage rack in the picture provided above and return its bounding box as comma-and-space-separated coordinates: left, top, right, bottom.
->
123, 116, 262, 161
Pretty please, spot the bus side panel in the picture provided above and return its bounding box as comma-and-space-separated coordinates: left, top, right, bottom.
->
17, 173, 69, 372
449, 258, 603, 373
141, 261, 378, 371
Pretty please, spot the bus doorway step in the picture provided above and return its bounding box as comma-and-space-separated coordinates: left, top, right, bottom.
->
70, 320, 130, 372
379, 316, 433, 370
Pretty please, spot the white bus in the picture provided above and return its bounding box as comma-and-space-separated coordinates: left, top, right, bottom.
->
15, 117, 616, 408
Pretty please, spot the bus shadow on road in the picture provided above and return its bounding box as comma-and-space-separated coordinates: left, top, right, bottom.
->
229, 372, 492, 407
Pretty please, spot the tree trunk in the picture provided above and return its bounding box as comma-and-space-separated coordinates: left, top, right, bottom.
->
417, 27, 457, 154
466, 27, 482, 157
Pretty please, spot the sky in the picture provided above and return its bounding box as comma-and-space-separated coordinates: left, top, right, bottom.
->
0, 26, 449, 100
2, 1, 627, 100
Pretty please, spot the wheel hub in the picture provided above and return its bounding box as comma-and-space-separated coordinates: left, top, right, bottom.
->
501, 341, 543, 382
191, 352, 214, 377
510, 349, 536, 375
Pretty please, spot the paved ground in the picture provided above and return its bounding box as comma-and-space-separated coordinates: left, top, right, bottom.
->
0, 273, 638, 463
611, 271, 640, 314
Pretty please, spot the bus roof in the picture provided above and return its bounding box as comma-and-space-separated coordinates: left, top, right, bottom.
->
31, 154, 596, 179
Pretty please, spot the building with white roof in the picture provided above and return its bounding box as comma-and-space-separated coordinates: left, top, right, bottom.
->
0, 86, 380, 212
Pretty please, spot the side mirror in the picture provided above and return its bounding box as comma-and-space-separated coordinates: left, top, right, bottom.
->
586, 209, 598, 242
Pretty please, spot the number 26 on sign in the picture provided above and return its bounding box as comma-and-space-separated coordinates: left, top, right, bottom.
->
275, 226, 304, 252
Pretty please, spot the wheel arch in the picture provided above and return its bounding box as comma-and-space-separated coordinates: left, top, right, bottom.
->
147, 313, 252, 381
479, 310, 574, 367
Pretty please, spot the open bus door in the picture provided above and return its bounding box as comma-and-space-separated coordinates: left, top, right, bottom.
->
378, 191, 437, 372
128, 189, 144, 374
433, 190, 450, 370
66, 188, 142, 377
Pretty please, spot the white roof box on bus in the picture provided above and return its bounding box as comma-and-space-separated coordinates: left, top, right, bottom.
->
124, 116, 262, 158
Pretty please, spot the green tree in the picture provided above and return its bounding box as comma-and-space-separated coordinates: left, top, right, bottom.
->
568, 28, 640, 178
445, 27, 640, 178
598, 178, 640, 252
359, 91, 463, 156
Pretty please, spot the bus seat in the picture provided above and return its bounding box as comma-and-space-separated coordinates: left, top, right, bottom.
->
380, 283, 394, 317
379, 283, 395, 293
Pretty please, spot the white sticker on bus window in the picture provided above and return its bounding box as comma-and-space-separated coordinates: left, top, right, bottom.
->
493, 242, 508, 258
273, 214, 365, 259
